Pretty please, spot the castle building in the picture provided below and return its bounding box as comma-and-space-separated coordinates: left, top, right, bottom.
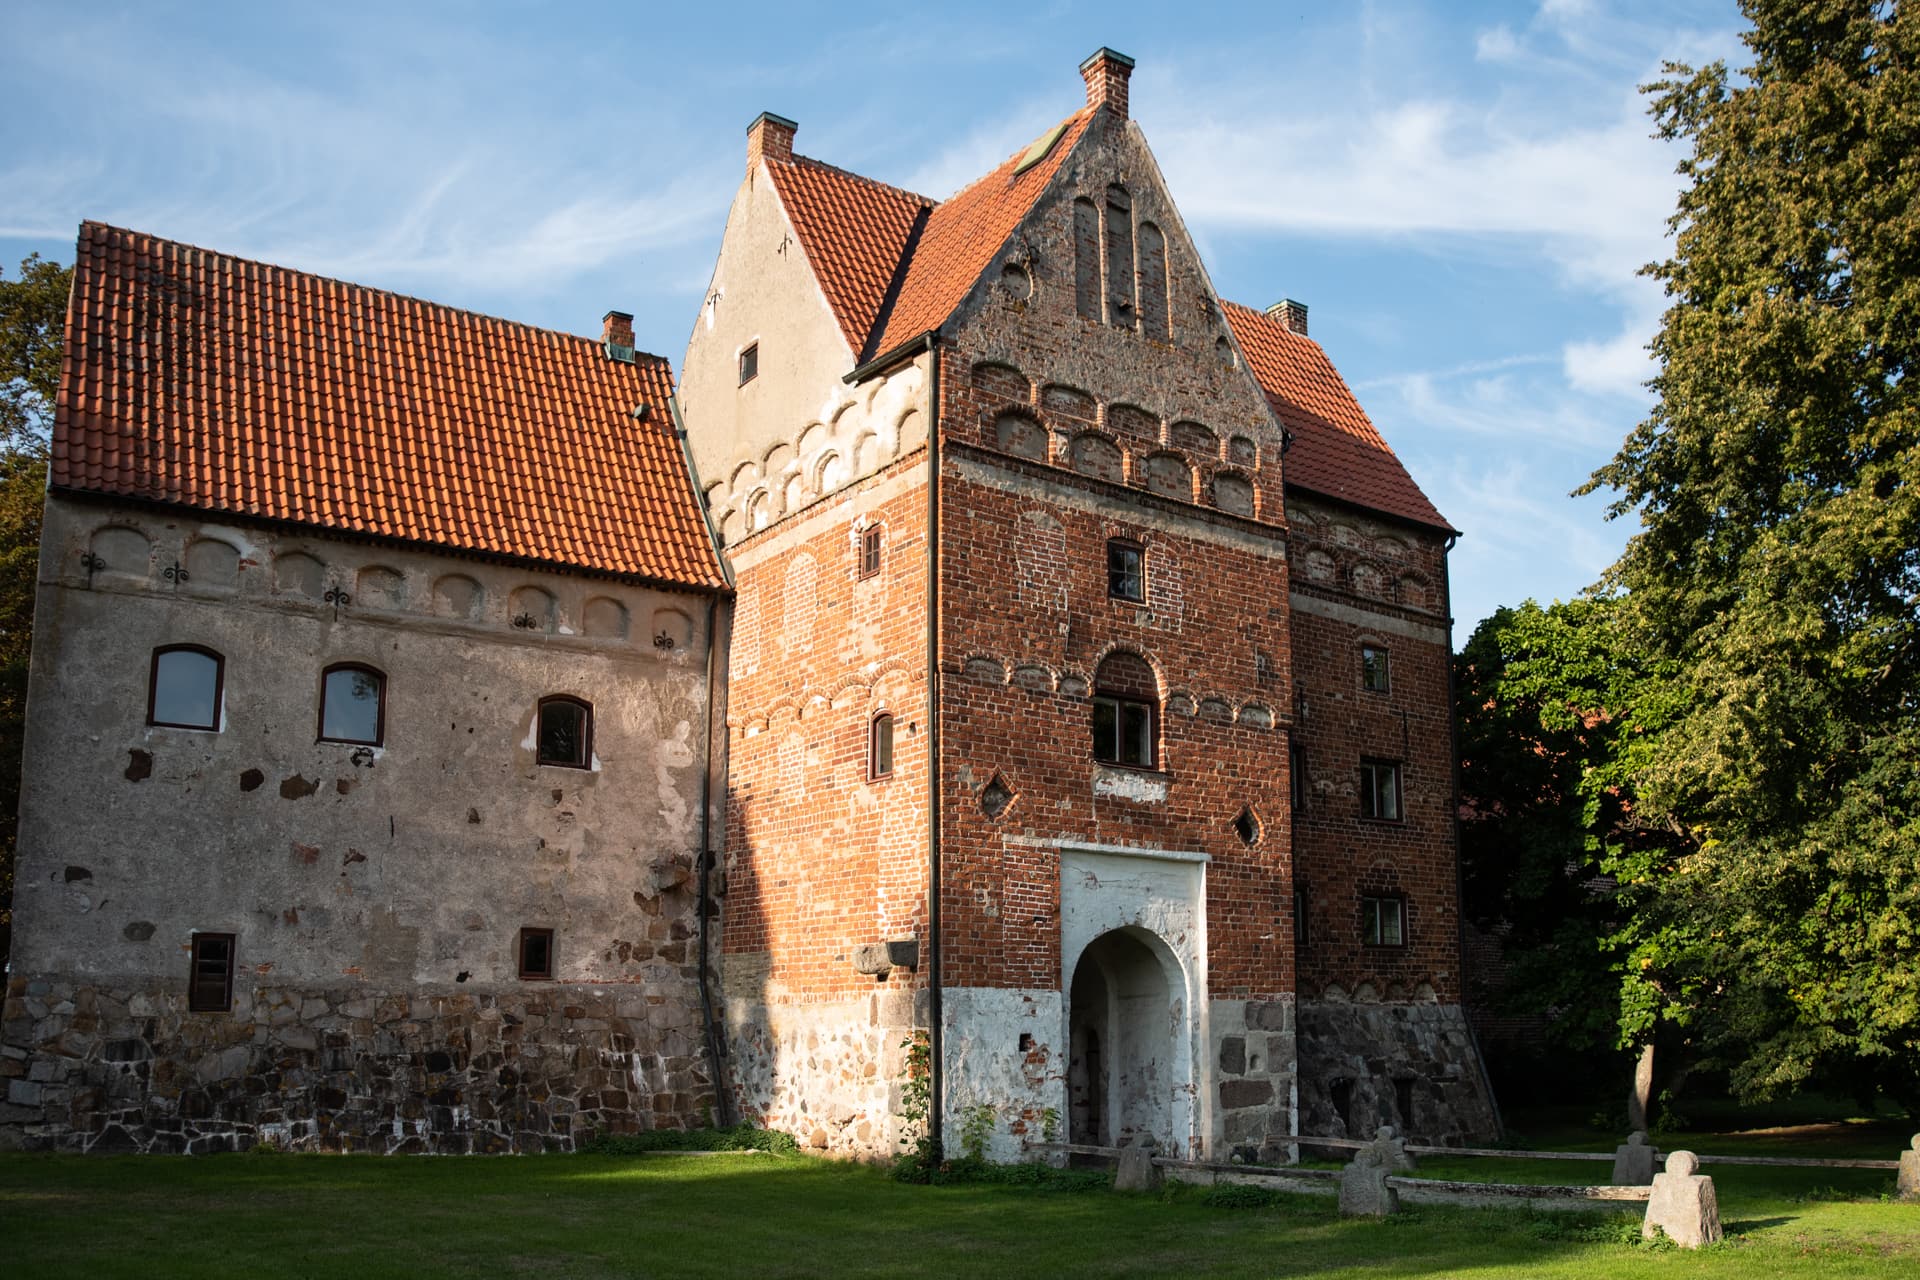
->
2, 49, 1496, 1156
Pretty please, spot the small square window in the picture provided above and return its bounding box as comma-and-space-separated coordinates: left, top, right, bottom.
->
858, 525, 883, 579
188, 932, 235, 1012
1107, 540, 1144, 602
1360, 758, 1402, 822
869, 712, 894, 780
518, 927, 554, 980
738, 343, 759, 385
1361, 646, 1390, 693
1362, 895, 1406, 947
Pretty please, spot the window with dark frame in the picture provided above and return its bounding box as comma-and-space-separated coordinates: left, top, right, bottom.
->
1362, 895, 1406, 947
1107, 539, 1145, 602
858, 524, 883, 579
188, 932, 235, 1012
1092, 651, 1157, 769
1291, 743, 1308, 813
1361, 645, 1391, 693
149, 645, 224, 730
1359, 758, 1402, 821
869, 712, 894, 780
1294, 887, 1310, 949
518, 927, 554, 980
738, 343, 758, 385
537, 696, 593, 769
318, 664, 386, 745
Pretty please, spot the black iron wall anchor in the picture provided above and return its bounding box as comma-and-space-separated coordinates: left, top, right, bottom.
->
322, 585, 351, 619
162, 561, 190, 588
79, 552, 106, 581
512, 612, 539, 631
653, 631, 676, 652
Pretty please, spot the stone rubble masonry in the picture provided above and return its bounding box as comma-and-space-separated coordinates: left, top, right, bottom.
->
0, 975, 711, 1153
1297, 1001, 1497, 1147
722, 989, 924, 1155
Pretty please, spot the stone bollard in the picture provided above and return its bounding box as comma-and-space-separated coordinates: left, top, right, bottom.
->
1611, 1129, 1657, 1185
1114, 1143, 1162, 1192
1337, 1146, 1399, 1217
1642, 1150, 1721, 1248
1898, 1135, 1920, 1203
1365, 1124, 1417, 1173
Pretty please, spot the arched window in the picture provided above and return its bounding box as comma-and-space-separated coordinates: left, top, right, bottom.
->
148, 645, 224, 730
869, 711, 895, 780
319, 664, 385, 745
1092, 651, 1157, 768
537, 696, 593, 769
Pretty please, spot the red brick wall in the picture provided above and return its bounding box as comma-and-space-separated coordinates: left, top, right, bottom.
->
721, 455, 931, 1001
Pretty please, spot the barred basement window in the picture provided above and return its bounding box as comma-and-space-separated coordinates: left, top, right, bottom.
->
518, 927, 554, 980
738, 342, 759, 385
1361, 645, 1391, 693
537, 696, 593, 769
1359, 758, 1402, 822
1362, 895, 1406, 948
188, 932, 235, 1012
1107, 539, 1144, 602
869, 712, 894, 780
149, 644, 224, 730
858, 524, 883, 579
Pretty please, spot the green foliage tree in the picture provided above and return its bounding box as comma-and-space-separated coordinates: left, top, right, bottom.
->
1455, 598, 1681, 1075
1581, 1, 1920, 1114
0, 252, 70, 968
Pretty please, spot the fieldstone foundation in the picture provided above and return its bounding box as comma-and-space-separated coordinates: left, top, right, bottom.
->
0, 974, 712, 1153
1298, 1000, 1497, 1146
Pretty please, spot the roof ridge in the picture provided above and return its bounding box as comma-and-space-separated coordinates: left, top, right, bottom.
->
778, 156, 937, 209
1220, 298, 1322, 347
76, 220, 673, 367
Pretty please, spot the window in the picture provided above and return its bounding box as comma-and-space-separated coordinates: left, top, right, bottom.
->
319, 664, 385, 745
1294, 887, 1310, 949
858, 524, 883, 579
738, 343, 758, 385
188, 932, 235, 1012
1361, 645, 1391, 693
1291, 743, 1308, 812
537, 696, 593, 769
1231, 806, 1260, 846
148, 645, 223, 730
1362, 895, 1406, 947
1359, 758, 1402, 821
518, 927, 554, 980
1107, 540, 1144, 602
1092, 651, 1157, 769
869, 712, 894, 780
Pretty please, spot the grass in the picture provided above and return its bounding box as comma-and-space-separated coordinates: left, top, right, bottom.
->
0, 1139, 1914, 1279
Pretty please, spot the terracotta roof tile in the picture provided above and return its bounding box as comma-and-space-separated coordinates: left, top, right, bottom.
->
1222, 300, 1454, 534
54, 223, 727, 589
765, 157, 930, 356
870, 110, 1092, 357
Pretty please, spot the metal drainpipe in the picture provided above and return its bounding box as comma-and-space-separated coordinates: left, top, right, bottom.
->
697, 591, 735, 1127
923, 332, 944, 1154
1443, 531, 1502, 1140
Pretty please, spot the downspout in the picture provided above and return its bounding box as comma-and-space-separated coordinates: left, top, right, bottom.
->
670, 392, 736, 1127
1443, 529, 1502, 1140
922, 333, 944, 1155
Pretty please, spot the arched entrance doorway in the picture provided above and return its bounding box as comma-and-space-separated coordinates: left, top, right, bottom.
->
1067, 927, 1180, 1148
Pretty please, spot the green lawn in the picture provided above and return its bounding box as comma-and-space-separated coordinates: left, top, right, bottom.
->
1, 1144, 1914, 1279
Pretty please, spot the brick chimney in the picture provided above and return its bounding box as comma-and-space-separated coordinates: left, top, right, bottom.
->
746, 111, 798, 173
1080, 48, 1135, 119
1266, 298, 1309, 337
602, 310, 635, 348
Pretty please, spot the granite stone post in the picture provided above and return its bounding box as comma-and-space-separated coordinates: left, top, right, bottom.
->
1642, 1150, 1721, 1248
1611, 1130, 1657, 1185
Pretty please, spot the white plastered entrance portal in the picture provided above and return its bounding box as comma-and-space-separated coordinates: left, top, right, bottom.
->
1058, 842, 1208, 1158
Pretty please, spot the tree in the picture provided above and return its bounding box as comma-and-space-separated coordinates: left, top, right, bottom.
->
0, 252, 69, 969
1581, 1, 1920, 1114
1455, 598, 1683, 1107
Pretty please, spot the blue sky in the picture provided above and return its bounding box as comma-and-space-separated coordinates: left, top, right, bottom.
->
0, 0, 1748, 640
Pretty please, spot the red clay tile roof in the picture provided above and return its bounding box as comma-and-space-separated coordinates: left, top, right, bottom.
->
869, 110, 1093, 358
1223, 300, 1454, 534
765, 157, 930, 356
54, 222, 727, 589
766, 110, 1093, 362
